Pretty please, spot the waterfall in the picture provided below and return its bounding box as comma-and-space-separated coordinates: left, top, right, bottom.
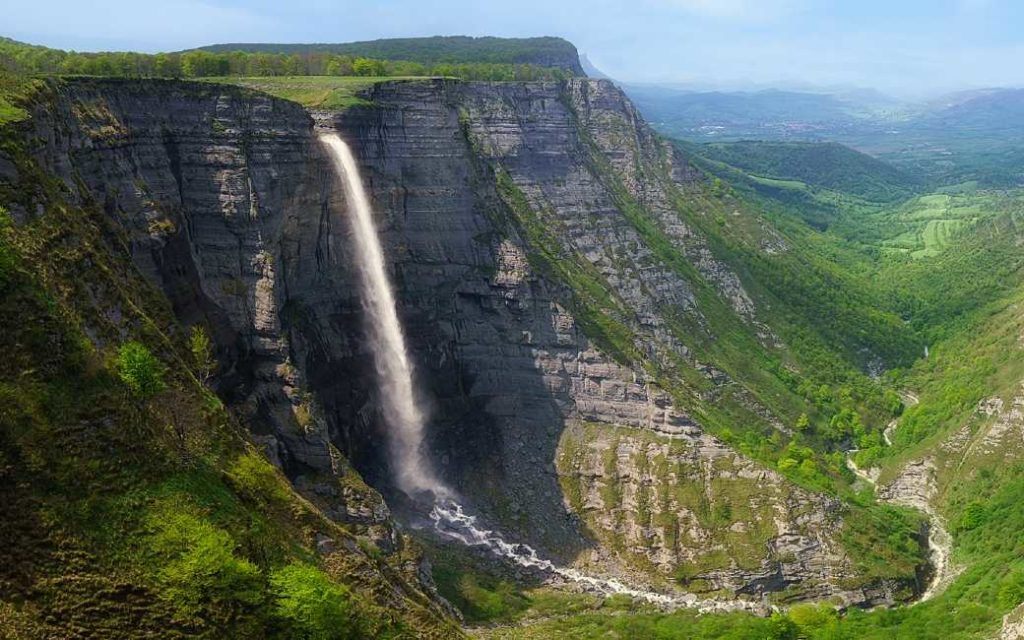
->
320, 132, 760, 614
320, 133, 443, 498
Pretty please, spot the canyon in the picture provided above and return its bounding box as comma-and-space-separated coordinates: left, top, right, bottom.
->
1, 21, 1024, 637
1, 75, 926, 613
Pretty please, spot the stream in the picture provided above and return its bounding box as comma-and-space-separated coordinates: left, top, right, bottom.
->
427, 499, 769, 614
844, 391, 959, 604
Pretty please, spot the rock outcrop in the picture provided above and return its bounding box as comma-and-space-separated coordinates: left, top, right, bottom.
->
1001, 602, 1024, 640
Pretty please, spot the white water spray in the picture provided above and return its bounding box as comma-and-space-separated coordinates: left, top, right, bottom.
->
321, 132, 761, 613
321, 133, 442, 497
429, 500, 764, 613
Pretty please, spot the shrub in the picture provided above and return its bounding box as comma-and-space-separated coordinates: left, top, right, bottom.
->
959, 501, 987, 531
228, 452, 290, 505
795, 413, 810, 432
147, 509, 265, 624
0, 206, 17, 291
998, 569, 1024, 609
778, 457, 798, 472
115, 341, 166, 399
271, 563, 360, 639
788, 602, 838, 631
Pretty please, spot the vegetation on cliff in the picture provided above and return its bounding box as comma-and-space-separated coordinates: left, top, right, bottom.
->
195, 36, 585, 74
2, 33, 1024, 639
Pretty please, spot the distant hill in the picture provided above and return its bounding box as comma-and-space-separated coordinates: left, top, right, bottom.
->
922, 87, 1024, 134
578, 54, 610, 80
196, 36, 585, 74
699, 141, 921, 202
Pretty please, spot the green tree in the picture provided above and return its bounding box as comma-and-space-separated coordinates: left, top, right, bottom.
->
795, 412, 810, 432
188, 325, 216, 384
271, 563, 360, 639
153, 53, 180, 77
115, 341, 166, 399
180, 51, 201, 77
148, 510, 264, 624
789, 602, 837, 630
352, 57, 384, 77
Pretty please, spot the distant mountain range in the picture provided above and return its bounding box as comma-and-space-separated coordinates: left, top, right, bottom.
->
623, 86, 871, 137
624, 84, 1024, 187
624, 83, 1024, 141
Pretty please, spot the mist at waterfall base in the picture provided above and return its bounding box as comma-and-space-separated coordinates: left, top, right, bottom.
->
319, 133, 759, 613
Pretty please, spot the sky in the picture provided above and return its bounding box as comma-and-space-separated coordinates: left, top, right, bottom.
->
6, 0, 1024, 97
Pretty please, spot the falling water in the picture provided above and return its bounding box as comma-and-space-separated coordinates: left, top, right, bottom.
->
320, 132, 761, 614
320, 133, 443, 498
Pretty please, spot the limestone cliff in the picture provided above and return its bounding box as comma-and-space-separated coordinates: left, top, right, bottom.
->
0, 77, 460, 637
8, 76, 915, 608
320, 78, 905, 604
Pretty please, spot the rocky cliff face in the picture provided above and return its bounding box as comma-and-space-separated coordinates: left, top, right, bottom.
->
14, 76, 903, 606
0, 78, 459, 637
18, 78, 401, 544
319, 79, 897, 604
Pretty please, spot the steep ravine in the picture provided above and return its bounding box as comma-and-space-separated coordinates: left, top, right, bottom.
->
10, 76, 922, 612
846, 391, 960, 605
878, 460, 959, 602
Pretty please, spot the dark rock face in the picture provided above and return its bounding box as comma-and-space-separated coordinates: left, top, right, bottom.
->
23, 78, 395, 539
17, 77, 901, 605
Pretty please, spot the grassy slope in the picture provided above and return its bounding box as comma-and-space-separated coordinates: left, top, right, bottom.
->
202, 75, 422, 109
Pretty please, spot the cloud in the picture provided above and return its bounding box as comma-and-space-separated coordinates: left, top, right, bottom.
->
656, 0, 801, 21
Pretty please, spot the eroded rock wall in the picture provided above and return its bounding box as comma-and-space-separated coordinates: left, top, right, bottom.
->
21, 78, 395, 539
18, 76, 895, 604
